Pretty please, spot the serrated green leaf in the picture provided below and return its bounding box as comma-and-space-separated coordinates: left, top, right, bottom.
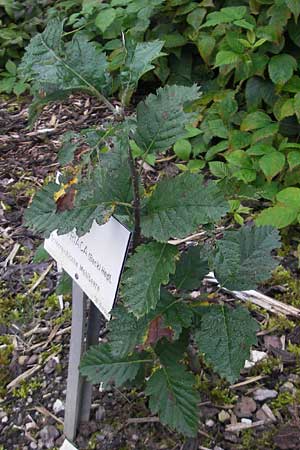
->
174, 139, 192, 160
122, 243, 178, 318
145, 345, 199, 436
268, 54, 297, 86
108, 306, 148, 357
208, 161, 231, 178
120, 39, 164, 104
160, 290, 193, 339
256, 205, 297, 229
197, 34, 215, 64
259, 152, 285, 181
241, 111, 272, 131
285, 0, 300, 22
246, 144, 277, 156
19, 19, 110, 103
95, 8, 117, 33
25, 143, 133, 236
141, 173, 228, 241
58, 142, 78, 165
287, 151, 300, 170
24, 182, 114, 237
56, 271, 72, 295
134, 85, 201, 154
170, 245, 209, 290
80, 343, 152, 387
32, 244, 50, 263
215, 50, 240, 66
195, 305, 258, 383
213, 225, 280, 290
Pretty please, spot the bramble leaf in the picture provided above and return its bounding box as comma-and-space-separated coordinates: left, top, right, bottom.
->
195, 305, 258, 383
213, 225, 280, 291
134, 85, 201, 153
268, 54, 297, 85
19, 19, 110, 100
120, 39, 164, 105
145, 341, 199, 437
256, 187, 300, 228
170, 245, 209, 290
25, 144, 133, 237
259, 152, 286, 181
80, 343, 152, 388
121, 243, 178, 318
141, 173, 229, 242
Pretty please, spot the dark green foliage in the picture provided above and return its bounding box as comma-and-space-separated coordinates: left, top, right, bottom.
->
21, 1, 289, 438
195, 306, 259, 383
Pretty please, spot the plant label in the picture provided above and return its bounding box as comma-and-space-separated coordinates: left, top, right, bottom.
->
44, 217, 131, 319
60, 439, 78, 450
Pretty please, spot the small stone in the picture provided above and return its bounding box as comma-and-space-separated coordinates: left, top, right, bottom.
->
244, 350, 267, 368
218, 410, 231, 423
29, 443, 37, 450
280, 381, 296, 395
214, 447, 225, 450
288, 374, 300, 384
132, 434, 139, 441
44, 357, 59, 375
27, 397, 33, 404
241, 418, 252, 425
205, 419, 215, 428
0, 410, 6, 420
53, 399, 64, 414
234, 396, 257, 418
264, 335, 282, 350
39, 425, 59, 449
27, 355, 38, 366
95, 406, 105, 421
253, 389, 278, 402
256, 404, 276, 423
224, 432, 238, 443
1, 416, 8, 424
25, 422, 37, 431
18, 355, 28, 366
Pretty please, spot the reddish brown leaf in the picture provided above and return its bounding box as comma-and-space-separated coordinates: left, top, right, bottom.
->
145, 316, 173, 346
56, 187, 76, 212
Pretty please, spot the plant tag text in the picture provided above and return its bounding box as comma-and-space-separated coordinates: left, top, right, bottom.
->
45, 217, 131, 319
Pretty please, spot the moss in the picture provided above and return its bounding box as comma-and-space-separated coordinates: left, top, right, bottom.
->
12, 377, 43, 399
45, 293, 60, 311
40, 343, 62, 364
249, 356, 281, 376
264, 314, 296, 332
0, 337, 14, 397
53, 307, 72, 325
240, 429, 276, 450
10, 180, 36, 198
210, 385, 237, 405
271, 391, 297, 412
268, 265, 300, 308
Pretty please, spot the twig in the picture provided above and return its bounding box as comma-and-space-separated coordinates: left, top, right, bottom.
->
230, 375, 266, 390
7, 365, 42, 391
168, 232, 206, 246
34, 406, 64, 426
128, 145, 141, 250
26, 262, 54, 294
226, 420, 265, 432
205, 272, 300, 318
0, 242, 20, 269
127, 416, 160, 424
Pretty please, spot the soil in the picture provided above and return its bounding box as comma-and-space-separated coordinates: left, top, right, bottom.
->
1, 94, 300, 450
